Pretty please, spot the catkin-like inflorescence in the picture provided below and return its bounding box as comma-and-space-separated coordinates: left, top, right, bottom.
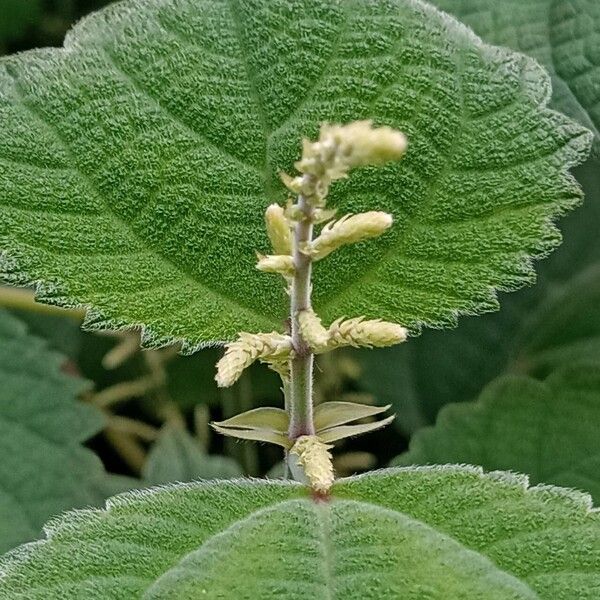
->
302, 212, 393, 260
289, 435, 334, 493
256, 254, 295, 276
297, 308, 330, 353
328, 317, 407, 349
281, 120, 407, 207
265, 204, 292, 255
216, 332, 293, 387
327, 120, 407, 169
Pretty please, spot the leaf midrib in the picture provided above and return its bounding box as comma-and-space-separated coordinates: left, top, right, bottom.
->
143, 496, 537, 598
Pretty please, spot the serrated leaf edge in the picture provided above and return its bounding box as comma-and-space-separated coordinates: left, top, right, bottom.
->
0, 0, 593, 348
1, 464, 597, 589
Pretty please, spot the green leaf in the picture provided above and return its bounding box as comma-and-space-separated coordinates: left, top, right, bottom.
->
313, 400, 390, 431
396, 363, 600, 502
318, 414, 396, 443
0, 0, 590, 347
9, 307, 83, 359
1, 466, 599, 598
213, 406, 288, 432
432, 0, 600, 154
211, 423, 290, 448
165, 349, 223, 407
358, 158, 600, 434
512, 265, 600, 377
142, 425, 242, 485
158, 347, 282, 409
0, 309, 120, 553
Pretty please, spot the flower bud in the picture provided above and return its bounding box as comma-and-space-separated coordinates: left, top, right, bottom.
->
256, 254, 295, 276
216, 332, 292, 387
297, 308, 330, 353
312, 207, 338, 224
280, 171, 303, 195
265, 204, 292, 255
327, 120, 407, 168
328, 317, 407, 349
288, 435, 334, 493
285, 121, 406, 208
302, 212, 393, 260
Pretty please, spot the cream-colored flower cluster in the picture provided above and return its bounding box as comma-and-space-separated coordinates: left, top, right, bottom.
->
215, 120, 408, 391
214, 121, 408, 493
299, 309, 407, 354
215, 332, 292, 388
301, 211, 393, 260
282, 120, 407, 206
288, 435, 334, 494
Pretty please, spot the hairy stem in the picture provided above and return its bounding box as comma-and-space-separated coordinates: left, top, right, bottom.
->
288, 194, 316, 439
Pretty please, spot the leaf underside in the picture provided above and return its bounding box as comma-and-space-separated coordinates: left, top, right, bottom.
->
0, 466, 599, 598
396, 362, 600, 503
433, 0, 600, 154
0, 0, 591, 348
0, 309, 115, 553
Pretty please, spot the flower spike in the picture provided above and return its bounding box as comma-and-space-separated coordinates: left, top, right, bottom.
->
302, 212, 393, 260
216, 332, 292, 388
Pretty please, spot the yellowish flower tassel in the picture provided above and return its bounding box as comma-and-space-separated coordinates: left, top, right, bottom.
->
282, 120, 407, 207
216, 332, 292, 388
322, 120, 408, 169
297, 308, 330, 353
265, 204, 292, 255
302, 211, 393, 260
328, 317, 407, 349
288, 435, 334, 494
256, 254, 295, 277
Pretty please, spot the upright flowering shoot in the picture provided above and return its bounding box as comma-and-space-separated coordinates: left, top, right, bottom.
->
214, 121, 408, 493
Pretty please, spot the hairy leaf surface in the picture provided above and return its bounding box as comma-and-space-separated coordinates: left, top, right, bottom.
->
0, 309, 118, 553
0, 466, 599, 598
360, 159, 600, 433
433, 0, 600, 152
397, 363, 600, 501
0, 0, 591, 347
513, 266, 600, 377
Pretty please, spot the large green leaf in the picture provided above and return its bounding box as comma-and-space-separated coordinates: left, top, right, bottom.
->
9, 306, 83, 359
0, 309, 121, 553
166, 348, 281, 408
142, 425, 242, 484
396, 363, 600, 502
0, 466, 599, 598
360, 158, 600, 433
433, 0, 600, 153
0, 0, 591, 347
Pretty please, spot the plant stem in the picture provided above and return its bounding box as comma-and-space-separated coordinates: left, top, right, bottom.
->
0, 286, 84, 319
288, 194, 316, 440
104, 427, 146, 473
